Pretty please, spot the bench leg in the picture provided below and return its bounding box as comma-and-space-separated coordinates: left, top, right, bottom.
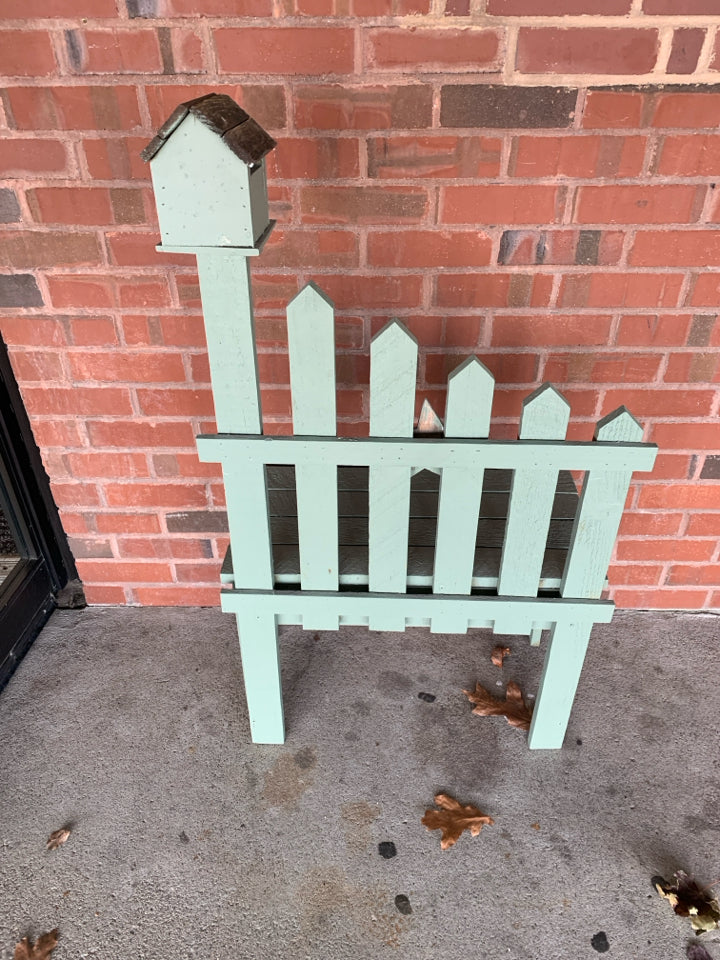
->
235, 611, 285, 745
528, 621, 593, 750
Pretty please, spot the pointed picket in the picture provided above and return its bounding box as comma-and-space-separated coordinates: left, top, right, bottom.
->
416, 398, 444, 435
369, 321, 418, 629
287, 282, 339, 627
561, 407, 643, 599
498, 384, 570, 597
433, 358, 494, 601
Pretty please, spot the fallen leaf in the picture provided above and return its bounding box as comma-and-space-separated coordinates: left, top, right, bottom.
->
46, 828, 70, 851
463, 680, 533, 731
421, 792, 493, 850
491, 645, 511, 668
14, 929, 59, 960
687, 943, 714, 960
654, 872, 720, 935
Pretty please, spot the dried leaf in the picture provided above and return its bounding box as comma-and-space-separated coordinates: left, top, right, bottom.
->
46, 828, 70, 851
421, 792, 494, 850
687, 944, 714, 960
654, 872, 720, 935
491, 645, 511, 668
14, 929, 59, 960
463, 680, 533, 731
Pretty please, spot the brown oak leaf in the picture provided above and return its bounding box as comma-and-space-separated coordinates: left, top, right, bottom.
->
463, 680, 533, 731
46, 828, 70, 851
14, 929, 59, 960
421, 792, 494, 850
654, 872, 720, 935
491, 645, 511, 668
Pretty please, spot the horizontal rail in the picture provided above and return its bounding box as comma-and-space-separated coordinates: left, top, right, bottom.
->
219, 586, 614, 629
198, 434, 657, 473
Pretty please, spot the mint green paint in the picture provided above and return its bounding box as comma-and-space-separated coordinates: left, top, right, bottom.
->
527, 621, 593, 749
235, 610, 284, 744
499, 385, 571, 597
223, 461, 273, 590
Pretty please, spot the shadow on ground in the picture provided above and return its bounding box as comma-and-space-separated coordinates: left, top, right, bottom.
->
0, 607, 719, 960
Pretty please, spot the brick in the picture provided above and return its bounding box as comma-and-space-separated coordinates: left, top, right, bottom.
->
353, 0, 430, 12
84, 585, 127, 604
50, 482, 101, 507
95, 513, 162, 534
498, 229, 623, 267
367, 29, 501, 72
295, 84, 433, 130
68, 538, 114, 560
164, 454, 220, 479
267, 138, 360, 180
652, 422, 720, 449
309, 274, 423, 309
164, 0, 271, 13
687, 513, 720, 536
27, 188, 113, 226
630, 231, 720, 267
5, 86, 142, 131
492, 316, 612, 347
104, 483, 208, 509
3, 0, 116, 13
517, 28, 658, 75
0, 317, 64, 347
132, 586, 220, 606
607, 564, 663, 587
166, 510, 228, 533
110, 189, 147, 225
249, 276, 300, 311
0, 275, 43, 308
9, 351, 64, 382
0, 139, 68, 177
668, 564, 720, 586
664, 352, 719, 383
613, 588, 709, 609
31, 420, 84, 448
689, 273, 720, 306
137, 387, 214, 418
618, 511, 684, 535
617, 538, 716, 561
70, 317, 118, 346
700, 456, 720, 479
82, 137, 148, 180
667, 28, 705, 75
441, 85, 577, 129
582, 91, 643, 129
575, 185, 700, 225
425, 352, 538, 385
118, 278, 172, 308
175, 561, 221, 583
491, 0, 630, 7
74, 29, 163, 74
559, 273, 683, 308
69, 352, 187, 384
22, 387, 133, 417
368, 135, 502, 179
145, 84, 286, 132
644, 0, 719, 12
0, 232, 101, 269
157, 316, 206, 347
0, 190, 21, 224
260, 230, 359, 269
301, 186, 427, 224
441, 185, 560, 225
543, 352, 661, 383
0, 31, 56, 78
367, 230, 492, 267
688, 314, 717, 347
615, 315, 691, 346
106, 233, 196, 267
76, 559, 174, 583
215, 28, 354, 75
511, 135, 645, 179
602, 388, 714, 418
435, 275, 553, 308
656, 135, 720, 176
637, 484, 720, 510
66, 452, 149, 479
652, 93, 720, 129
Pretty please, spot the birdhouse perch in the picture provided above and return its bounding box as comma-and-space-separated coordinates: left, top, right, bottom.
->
142, 93, 277, 251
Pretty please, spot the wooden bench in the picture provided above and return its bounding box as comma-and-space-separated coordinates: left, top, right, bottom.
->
143, 93, 658, 751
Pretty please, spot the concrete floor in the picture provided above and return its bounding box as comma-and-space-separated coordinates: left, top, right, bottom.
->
0, 607, 719, 960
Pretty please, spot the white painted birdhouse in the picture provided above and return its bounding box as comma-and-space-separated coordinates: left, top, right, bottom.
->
142, 93, 276, 250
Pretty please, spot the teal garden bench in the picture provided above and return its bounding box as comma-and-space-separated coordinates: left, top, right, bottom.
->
143, 94, 657, 750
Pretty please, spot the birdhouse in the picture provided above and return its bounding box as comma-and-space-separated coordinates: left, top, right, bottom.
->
141, 93, 276, 250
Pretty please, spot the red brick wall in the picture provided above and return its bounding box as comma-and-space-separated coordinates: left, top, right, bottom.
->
1, 2, 719, 609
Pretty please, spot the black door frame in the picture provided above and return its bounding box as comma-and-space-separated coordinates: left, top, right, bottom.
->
0, 333, 78, 689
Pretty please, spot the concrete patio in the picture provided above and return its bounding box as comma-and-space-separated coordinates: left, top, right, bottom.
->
0, 606, 718, 959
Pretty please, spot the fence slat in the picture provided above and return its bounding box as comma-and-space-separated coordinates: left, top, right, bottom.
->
287, 282, 339, 628
498, 384, 570, 597
369, 321, 417, 629
224, 459, 274, 590
561, 407, 643, 599
433, 358, 494, 601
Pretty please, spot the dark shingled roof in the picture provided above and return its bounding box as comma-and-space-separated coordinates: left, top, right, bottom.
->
141, 93, 276, 165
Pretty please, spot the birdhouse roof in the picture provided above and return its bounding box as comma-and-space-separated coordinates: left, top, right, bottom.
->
140, 93, 276, 165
